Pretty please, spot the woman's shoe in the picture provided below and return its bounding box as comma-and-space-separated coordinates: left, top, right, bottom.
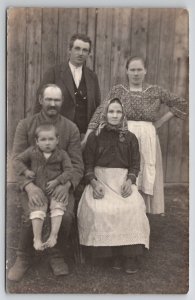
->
124, 257, 138, 274
112, 257, 122, 270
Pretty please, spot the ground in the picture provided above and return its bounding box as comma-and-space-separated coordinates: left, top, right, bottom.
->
5, 184, 188, 294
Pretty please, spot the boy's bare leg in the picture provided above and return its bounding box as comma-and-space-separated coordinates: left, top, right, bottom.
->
32, 218, 44, 251
44, 215, 63, 248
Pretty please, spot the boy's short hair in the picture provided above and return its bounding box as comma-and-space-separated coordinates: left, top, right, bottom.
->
35, 123, 59, 139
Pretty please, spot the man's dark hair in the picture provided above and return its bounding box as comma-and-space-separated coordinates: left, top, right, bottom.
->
69, 33, 92, 53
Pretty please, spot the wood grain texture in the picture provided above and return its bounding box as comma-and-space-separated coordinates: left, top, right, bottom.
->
25, 8, 42, 117
166, 9, 189, 183
157, 9, 176, 178
41, 8, 58, 75
7, 8, 26, 148
95, 8, 113, 100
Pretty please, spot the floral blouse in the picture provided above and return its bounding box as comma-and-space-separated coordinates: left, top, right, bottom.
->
88, 83, 188, 130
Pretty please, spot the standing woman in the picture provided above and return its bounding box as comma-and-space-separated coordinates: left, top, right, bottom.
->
82, 56, 188, 215
78, 98, 150, 273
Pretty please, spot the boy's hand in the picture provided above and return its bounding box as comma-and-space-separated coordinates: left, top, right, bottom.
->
46, 179, 59, 195
121, 179, 132, 198
24, 169, 36, 179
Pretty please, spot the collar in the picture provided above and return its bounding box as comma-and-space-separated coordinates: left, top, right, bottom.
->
68, 61, 83, 72
123, 82, 151, 92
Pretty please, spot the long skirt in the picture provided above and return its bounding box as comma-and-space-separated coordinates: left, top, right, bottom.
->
77, 167, 150, 249
128, 121, 164, 214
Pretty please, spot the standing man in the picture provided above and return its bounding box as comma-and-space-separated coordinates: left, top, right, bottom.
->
34, 33, 101, 138
8, 84, 84, 281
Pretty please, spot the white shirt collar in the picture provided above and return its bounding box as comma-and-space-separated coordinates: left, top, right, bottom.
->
68, 61, 83, 72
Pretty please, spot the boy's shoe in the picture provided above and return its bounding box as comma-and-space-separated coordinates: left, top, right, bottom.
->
7, 257, 31, 282
49, 257, 69, 276
112, 257, 122, 270
124, 257, 138, 274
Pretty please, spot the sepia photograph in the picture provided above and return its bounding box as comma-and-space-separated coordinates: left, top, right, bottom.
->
6, 7, 189, 294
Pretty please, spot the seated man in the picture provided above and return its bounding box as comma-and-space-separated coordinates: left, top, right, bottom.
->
8, 84, 84, 281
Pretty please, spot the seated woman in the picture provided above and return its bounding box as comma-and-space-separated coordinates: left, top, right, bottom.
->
82, 56, 188, 215
77, 98, 150, 274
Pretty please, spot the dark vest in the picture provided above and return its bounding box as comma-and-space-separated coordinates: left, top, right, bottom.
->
73, 72, 88, 134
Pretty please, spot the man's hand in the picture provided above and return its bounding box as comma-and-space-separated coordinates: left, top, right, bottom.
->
90, 179, 105, 199
46, 179, 59, 195
24, 169, 36, 179
121, 179, 132, 198
51, 181, 71, 205
25, 182, 46, 207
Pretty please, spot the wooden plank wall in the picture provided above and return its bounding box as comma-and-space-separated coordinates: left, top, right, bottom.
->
7, 8, 189, 184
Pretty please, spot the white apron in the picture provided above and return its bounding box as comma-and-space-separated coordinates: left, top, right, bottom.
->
127, 121, 156, 195
77, 167, 150, 248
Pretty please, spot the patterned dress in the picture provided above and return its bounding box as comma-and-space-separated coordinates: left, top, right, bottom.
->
88, 83, 187, 214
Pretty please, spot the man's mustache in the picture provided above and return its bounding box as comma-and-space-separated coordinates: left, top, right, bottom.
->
47, 107, 57, 111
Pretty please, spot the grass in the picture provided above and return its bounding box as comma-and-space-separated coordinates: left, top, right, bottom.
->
5, 184, 189, 294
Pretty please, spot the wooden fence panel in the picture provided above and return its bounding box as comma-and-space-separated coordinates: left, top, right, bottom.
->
25, 8, 42, 117
146, 9, 161, 84
157, 9, 176, 177
86, 8, 97, 71
7, 8, 27, 150
7, 8, 27, 182
41, 8, 58, 76
95, 8, 113, 100
77, 8, 88, 34
166, 9, 189, 183
110, 8, 132, 86
57, 8, 79, 65
130, 8, 148, 60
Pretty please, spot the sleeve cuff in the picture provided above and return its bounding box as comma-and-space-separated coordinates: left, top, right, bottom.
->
88, 123, 98, 130
127, 173, 137, 184
169, 107, 188, 120
85, 171, 96, 184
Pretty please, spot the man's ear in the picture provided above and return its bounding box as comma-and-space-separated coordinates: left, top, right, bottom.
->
39, 95, 42, 105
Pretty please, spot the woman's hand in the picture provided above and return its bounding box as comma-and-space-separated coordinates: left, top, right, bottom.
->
25, 182, 46, 207
90, 179, 105, 199
121, 179, 132, 198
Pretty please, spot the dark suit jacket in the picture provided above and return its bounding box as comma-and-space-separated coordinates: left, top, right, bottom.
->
34, 62, 101, 125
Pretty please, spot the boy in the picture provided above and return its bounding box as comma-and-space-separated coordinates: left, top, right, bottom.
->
13, 123, 73, 251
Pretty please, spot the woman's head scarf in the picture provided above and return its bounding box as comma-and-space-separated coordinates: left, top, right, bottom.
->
95, 98, 128, 141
